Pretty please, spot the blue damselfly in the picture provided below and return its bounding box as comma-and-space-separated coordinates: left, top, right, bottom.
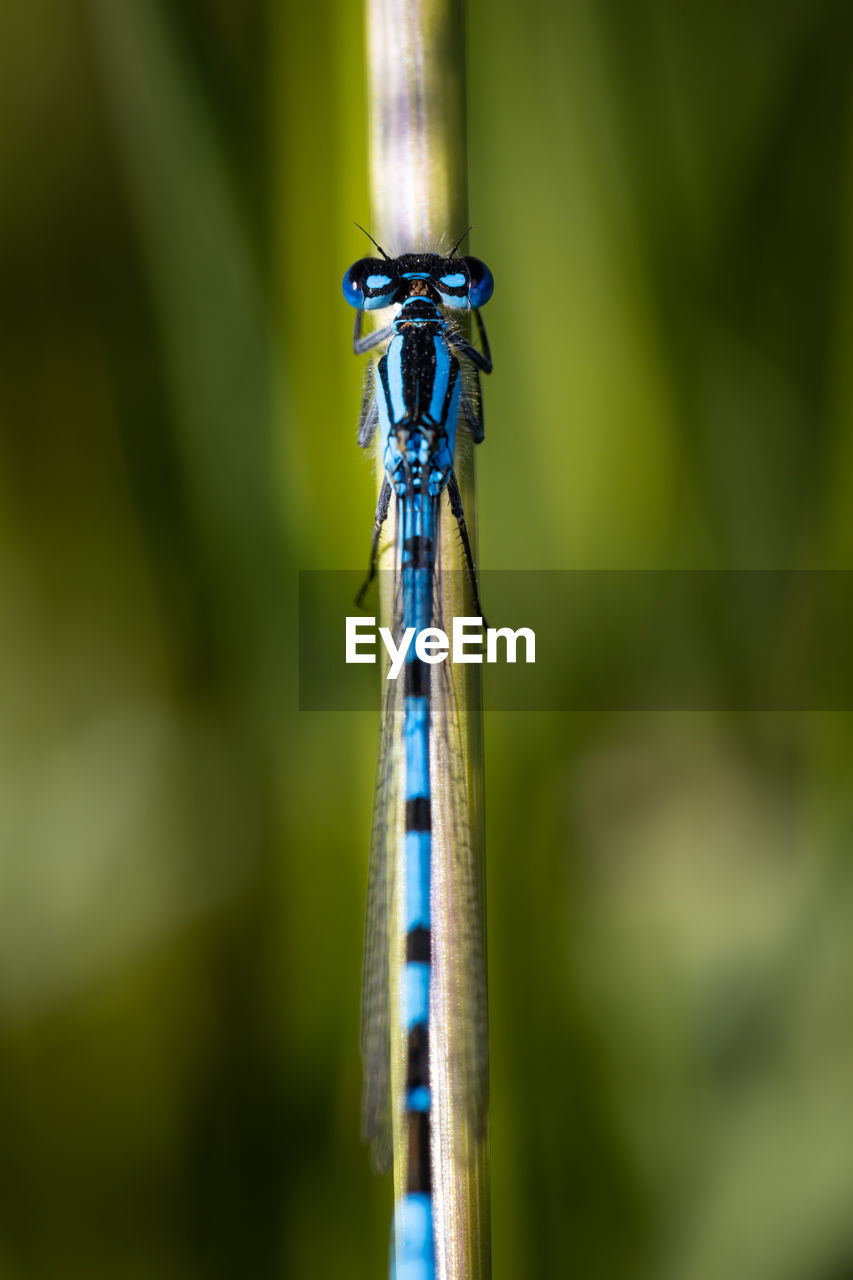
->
343, 237, 494, 1280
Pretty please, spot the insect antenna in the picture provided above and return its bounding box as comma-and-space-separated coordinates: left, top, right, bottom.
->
355, 222, 391, 260
448, 226, 473, 258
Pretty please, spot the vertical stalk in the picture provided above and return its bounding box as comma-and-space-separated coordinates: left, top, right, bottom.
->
366, 0, 469, 249
365, 3, 489, 1278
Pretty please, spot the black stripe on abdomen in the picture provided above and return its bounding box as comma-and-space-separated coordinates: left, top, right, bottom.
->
406, 796, 431, 831
402, 534, 432, 568
406, 1109, 432, 1194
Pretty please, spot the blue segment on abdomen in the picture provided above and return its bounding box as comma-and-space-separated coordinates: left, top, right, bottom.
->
404, 696, 429, 800
405, 830, 431, 932
403, 567, 432, 632
404, 962, 430, 1030
407, 1084, 431, 1112
394, 1193, 435, 1280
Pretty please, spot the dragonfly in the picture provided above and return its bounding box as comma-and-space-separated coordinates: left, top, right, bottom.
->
343, 235, 494, 1280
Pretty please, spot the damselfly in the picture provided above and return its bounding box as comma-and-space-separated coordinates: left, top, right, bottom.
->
343, 238, 494, 1280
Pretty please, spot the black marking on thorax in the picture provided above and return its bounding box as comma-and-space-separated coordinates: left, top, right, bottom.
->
400, 327, 438, 423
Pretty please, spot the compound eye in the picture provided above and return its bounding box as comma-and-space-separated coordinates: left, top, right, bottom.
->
343, 257, 399, 311
342, 259, 369, 309
342, 258, 398, 309
463, 256, 494, 308
435, 268, 470, 309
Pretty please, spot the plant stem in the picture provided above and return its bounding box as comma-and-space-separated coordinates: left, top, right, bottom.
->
365, 2, 490, 1277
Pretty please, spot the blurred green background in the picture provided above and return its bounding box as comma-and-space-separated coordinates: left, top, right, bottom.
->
2, 0, 853, 1276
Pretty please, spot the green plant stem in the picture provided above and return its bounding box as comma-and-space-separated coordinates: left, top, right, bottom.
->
365, 2, 490, 1277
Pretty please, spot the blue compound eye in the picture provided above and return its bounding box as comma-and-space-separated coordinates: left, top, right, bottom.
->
434, 269, 470, 309
342, 260, 368, 309
343, 257, 399, 310
462, 256, 494, 308
363, 271, 395, 309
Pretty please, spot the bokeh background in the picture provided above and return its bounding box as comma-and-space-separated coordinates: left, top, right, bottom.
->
3, 0, 853, 1276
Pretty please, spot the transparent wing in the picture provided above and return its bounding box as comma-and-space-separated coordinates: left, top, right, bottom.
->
360, 581, 405, 1175
430, 631, 489, 1150
429, 555, 491, 1279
